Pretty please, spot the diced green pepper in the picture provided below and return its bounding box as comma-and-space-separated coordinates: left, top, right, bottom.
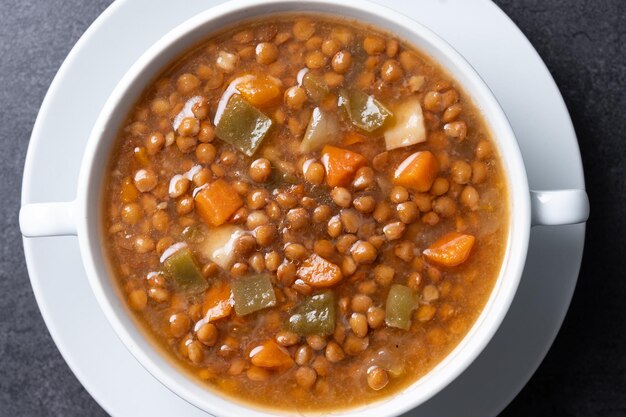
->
302, 72, 329, 102
231, 274, 277, 316
215, 95, 273, 156
385, 284, 418, 330
338, 89, 392, 132
162, 247, 208, 293
300, 107, 340, 152
268, 168, 298, 186
288, 291, 335, 336
181, 225, 206, 244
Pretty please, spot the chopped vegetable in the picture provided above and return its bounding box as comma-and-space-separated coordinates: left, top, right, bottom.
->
249, 340, 294, 369
162, 247, 208, 293
195, 179, 244, 227
288, 290, 336, 336
302, 72, 329, 102
423, 232, 476, 267
338, 89, 392, 132
173, 96, 203, 131
120, 177, 138, 203
215, 94, 273, 156
133, 146, 150, 166
393, 151, 439, 192
181, 225, 206, 243
384, 96, 426, 150
202, 280, 233, 321
385, 284, 418, 330
235, 75, 282, 107
232, 274, 277, 316
300, 107, 340, 152
199, 225, 245, 269
297, 254, 343, 288
320, 145, 367, 187
342, 130, 367, 146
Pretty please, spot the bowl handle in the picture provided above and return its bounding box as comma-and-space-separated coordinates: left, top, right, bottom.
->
20, 201, 78, 237
530, 190, 589, 226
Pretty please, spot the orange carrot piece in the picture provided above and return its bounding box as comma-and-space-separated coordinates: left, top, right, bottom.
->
133, 146, 151, 166
342, 131, 367, 146
393, 151, 439, 192
120, 177, 138, 203
195, 179, 243, 226
423, 232, 475, 267
236, 75, 282, 107
297, 254, 343, 288
249, 340, 294, 369
202, 281, 233, 322
321, 145, 367, 187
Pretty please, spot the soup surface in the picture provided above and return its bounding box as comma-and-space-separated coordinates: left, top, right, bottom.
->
103, 15, 508, 412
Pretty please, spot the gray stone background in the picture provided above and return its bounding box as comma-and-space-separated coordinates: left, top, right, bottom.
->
0, 0, 624, 416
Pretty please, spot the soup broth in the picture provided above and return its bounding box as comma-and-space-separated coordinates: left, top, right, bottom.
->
103, 14, 508, 412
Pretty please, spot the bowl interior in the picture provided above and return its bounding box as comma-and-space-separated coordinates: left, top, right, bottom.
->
77, 1, 530, 416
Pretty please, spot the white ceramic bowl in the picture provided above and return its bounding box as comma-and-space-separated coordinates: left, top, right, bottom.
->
20, 0, 589, 416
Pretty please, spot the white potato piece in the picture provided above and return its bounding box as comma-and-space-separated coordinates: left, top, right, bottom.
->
200, 225, 245, 269
300, 107, 340, 152
384, 96, 426, 150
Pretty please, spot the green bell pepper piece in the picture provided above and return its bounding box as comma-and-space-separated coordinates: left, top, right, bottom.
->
288, 291, 336, 336
385, 284, 418, 330
181, 225, 206, 244
231, 274, 277, 316
215, 95, 273, 156
338, 89, 392, 132
162, 247, 208, 293
302, 72, 329, 102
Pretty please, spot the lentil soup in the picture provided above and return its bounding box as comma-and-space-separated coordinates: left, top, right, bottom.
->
103, 14, 508, 412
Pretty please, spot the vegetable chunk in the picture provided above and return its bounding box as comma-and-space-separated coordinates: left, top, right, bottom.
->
162, 247, 208, 293
393, 151, 439, 192
339, 89, 392, 132
384, 96, 426, 150
297, 254, 343, 288
288, 290, 336, 336
235, 75, 282, 107
249, 340, 294, 369
423, 232, 476, 267
202, 280, 233, 321
342, 131, 366, 146
200, 225, 245, 269
321, 145, 367, 187
300, 107, 340, 152
195, 179, 244, 227
215, 94, 273, 156
385, 284, 418, 330
302, 72, 329, 102
232, 274, 277, 316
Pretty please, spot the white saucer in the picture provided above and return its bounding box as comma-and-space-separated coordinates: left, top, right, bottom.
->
21, 0, 586, 416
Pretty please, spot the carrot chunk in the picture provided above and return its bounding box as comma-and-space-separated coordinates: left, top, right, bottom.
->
133, 146, 151, 166
297, 254, 343, 288
236, 75, 282, 107
342, 131, 367, 146
249, 340, 294, 369
195, 179, 243, 226
120, 177, 138, 203
321, 145, 367, 187
423, 232, 475, 267
393, 151, 439, 192
202, 281, 233, 322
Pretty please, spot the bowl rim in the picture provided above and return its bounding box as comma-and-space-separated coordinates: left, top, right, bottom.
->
76, 0, 531, 416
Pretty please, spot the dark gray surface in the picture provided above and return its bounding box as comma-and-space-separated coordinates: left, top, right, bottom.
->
0, 0, 624, 416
